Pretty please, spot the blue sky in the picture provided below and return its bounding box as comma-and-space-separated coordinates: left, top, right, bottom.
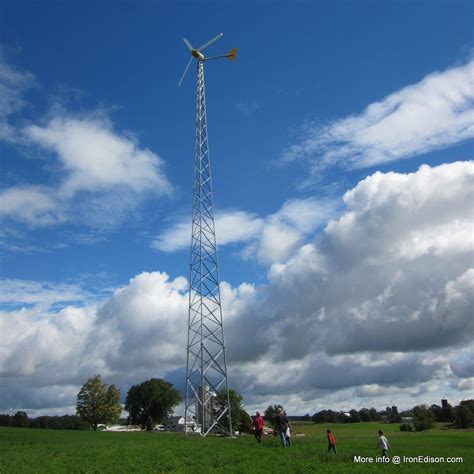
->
0, 0, 473, 416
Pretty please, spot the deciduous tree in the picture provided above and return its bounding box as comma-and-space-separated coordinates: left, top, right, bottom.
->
264, 404, 284, 428
215, 388, 250, 434
413, 405, 436, 431
125, 378, 181, 429
12, 411, 28, 428
455, 400, 474, 428
76, 375, 121, 430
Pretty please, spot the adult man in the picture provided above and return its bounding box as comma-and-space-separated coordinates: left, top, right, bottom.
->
275, 408, 291, 448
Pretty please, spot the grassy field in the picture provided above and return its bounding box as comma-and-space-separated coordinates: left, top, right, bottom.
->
0, 422, 472, 473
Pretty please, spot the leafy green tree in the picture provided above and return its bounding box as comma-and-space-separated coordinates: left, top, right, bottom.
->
239, 411, 254, 434
0, 414, 11, 426
125, 378, 181, 429
455, 400, 474, 428
349, 409, 361, 423
12, 411, 29, 428
215, 388, 250, 434
76, 375, 121, 431
264, 404, 284, 428
440, 404, 454, 423
413, 405, 436, 431
430, 404, 442, 421
30, 415, 89, 430
369, 408, 380, 421
359, 408, 372, 422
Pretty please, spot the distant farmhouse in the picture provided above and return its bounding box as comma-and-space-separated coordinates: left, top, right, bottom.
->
163, 416, 200, 433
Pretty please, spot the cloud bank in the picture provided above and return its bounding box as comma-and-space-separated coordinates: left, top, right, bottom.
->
1, 161, 472, 414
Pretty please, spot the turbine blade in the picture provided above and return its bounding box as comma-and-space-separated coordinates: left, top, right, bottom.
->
197, 32, 223, 52
183, 38, 193, 51
178, 57, 193, 87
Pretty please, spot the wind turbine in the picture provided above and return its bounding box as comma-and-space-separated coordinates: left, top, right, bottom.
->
179, 33, 236, 437
178, 33, 236, 87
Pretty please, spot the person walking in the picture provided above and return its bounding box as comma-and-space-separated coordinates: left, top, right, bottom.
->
275, 408, 290, 448
377, 430, 390, 458
327, 429, 337, 454
284, 411, 292, 447
253, 411, 264, 443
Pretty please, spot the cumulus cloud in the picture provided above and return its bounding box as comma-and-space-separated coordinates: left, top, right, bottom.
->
221, 161, 473, 408
1, 114, 172, 228
256, 161, 474, 359
0, 272, 188, 412
0, 57, 172, 230
153, 197, 336, 264
25, 116, 171, 197
1, 161, 473, 414
281, 59, 474, 170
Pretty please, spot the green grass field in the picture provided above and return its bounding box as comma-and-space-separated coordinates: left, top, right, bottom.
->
0, 422, 472, 473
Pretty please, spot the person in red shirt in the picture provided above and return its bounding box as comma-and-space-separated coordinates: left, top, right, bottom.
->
327, 429, 337, 454
253, 411, 264, 443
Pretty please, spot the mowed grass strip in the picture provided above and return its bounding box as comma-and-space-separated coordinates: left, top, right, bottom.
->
0, 422, 472, 473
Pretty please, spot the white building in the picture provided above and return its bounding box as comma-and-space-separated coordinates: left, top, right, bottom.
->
163, 416, 200, 433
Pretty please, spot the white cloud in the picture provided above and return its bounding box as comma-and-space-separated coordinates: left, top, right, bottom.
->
0, 57, 172, 231
0, 279, 85, 307
0, 272, 188, 410
282, 60, 474, 170
0, 55, 35, 141
256, 198, 336, 264
0, 186, 63, 226
25, 116, 172, 197
1, 114, 172, 228
152, 198, 336, 264
1, 161, 473, 415
152, 210, 264, 253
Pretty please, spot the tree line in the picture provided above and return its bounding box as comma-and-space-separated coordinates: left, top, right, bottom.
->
308, 400, 474, 431
0, 412, 89, 430
2, 374, 472, 433
0, 375, 253, 433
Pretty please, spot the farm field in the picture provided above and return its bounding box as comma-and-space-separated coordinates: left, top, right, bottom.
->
0, 422, 472, 473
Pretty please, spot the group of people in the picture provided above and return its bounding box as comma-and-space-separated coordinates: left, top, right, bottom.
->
252, 410, 391, 458
252, 408, 292, 448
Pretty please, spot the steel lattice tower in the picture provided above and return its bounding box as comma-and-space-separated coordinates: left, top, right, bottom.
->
184, 60, 233, 437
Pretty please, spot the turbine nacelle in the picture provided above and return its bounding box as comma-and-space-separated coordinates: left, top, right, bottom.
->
178, 33, 237, 87
191, 49, 205, 61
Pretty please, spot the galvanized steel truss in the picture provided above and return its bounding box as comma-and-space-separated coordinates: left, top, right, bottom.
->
184, 61, 232, 437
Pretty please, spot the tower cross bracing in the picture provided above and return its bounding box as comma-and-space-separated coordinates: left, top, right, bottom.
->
184, 59, 232, 437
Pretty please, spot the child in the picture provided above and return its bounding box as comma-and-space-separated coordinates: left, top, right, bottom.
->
327, 429, 337, 454
377, 430, 390, 457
